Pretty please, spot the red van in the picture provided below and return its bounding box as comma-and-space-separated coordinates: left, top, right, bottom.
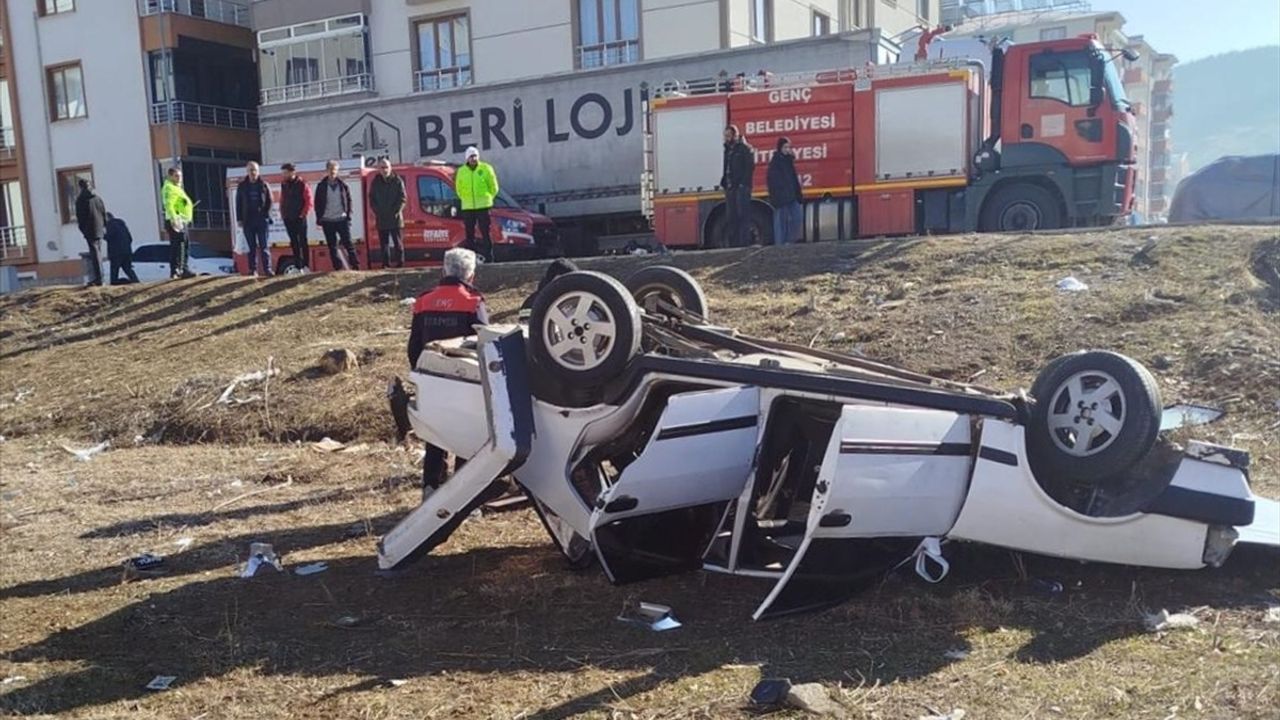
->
227, 158, 557, 273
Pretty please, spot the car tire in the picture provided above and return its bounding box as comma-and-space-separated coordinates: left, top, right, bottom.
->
979, 183, 1064, 232
527, 271, 642, 392
625, 265, 710, 320
276, 258, 298, 275
1027, 351, 1162, 487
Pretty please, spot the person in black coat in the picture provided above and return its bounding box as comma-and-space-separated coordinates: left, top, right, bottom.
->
74, 179, 106, 286
767, 136, 804, 244
103, 213, 139, 284
235, 161, 273, 277
720, 125, 756, 247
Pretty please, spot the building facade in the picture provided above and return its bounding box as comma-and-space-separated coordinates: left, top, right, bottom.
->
0, 0, 260, 285
944, 4, 1178, 220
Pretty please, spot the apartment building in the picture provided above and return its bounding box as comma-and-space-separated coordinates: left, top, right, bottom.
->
943, 2, 1179, 220
250, 1, 938, 108
0, 0, 260, 285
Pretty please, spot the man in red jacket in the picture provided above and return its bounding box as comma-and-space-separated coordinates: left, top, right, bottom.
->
408, 247, 488, 496
279, 163, 313, 273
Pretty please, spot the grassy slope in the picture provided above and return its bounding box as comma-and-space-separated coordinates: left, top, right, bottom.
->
0, 225, 1277, 718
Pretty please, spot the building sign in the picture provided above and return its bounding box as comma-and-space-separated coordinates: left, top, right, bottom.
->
339, 112, 403, 166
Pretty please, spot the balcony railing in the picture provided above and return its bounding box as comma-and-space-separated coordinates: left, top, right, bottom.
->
192, 208, 230, 230
414, 67, 472, 93
150, 100, 258, 130
260, 74, 374, 106
138, 0, 250, 28
0, 126, 14, 162
1, 226, 28, 261
577, 39, 640, 69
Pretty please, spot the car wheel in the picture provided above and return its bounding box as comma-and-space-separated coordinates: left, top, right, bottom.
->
528, 271, 642, 391
1028, 351, 1162, 486
980, 183, 1064, 232
625, 265, 710, 320
276, 258, 298, 275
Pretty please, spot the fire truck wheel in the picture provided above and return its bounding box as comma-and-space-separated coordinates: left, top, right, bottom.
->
1027, 351, 1162, 487
528, 271, 642, 391
705, 206, 773, 248
625, 266, 710, 320
980, 183, 1064, 232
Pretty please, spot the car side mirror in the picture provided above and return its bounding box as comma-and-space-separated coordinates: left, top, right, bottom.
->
1122, 48, 1140, 62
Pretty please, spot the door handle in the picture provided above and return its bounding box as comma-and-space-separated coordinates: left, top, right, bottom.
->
1020, 123, 1034, 139
603, 495, 639, 513
819, 510, 852, 528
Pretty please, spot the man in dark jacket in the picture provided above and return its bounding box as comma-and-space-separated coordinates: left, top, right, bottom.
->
235, 161, 273, 277
721, 125, 756, 247
368, 158, 406, 269
767, 136, 804, 244
279, 163, 312, 273
408, 247, 488, 496
314, 159, 359, 271
103, 213, 139, 284
73, 179, 106, 287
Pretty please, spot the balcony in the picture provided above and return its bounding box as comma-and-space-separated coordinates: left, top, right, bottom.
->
151, 100, 257, 130
192, 208, 230, 231
1, 225, 28, 262
138, 0, 250, 28
1, 126, 15, 163
414, 67, 472, 93
260, 74, 374, 106
1153, 79, 1173, 95
1122, 67, 1145, 84
577, 39, 640, 69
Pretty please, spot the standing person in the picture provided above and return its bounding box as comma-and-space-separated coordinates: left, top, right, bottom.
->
407, 247, 489, 497
767, 137, 804, 245
368, 158, 406, 269
314, 160, 359, 271
73, 179, 106, 287
103, 213, 139, 284
235, 161, 273, 278
162, 167, 195, 279
455, 146, 499, 262
720, 125, 756, 247
279, 163, 312, 273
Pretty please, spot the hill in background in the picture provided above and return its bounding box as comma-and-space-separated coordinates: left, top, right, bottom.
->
1173, 45, 1280, 173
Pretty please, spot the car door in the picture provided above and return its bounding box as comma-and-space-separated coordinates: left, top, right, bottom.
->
752, 405, 973, 620
409, 173, 462, 264
589, 386, 761, 584
132, 244, 169, 282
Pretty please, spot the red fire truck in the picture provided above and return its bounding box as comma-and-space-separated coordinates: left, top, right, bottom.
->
643, 32, 1138, 246
226, 158, 558, 273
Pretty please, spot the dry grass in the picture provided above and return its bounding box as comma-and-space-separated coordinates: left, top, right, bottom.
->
1, 225, 1278, 718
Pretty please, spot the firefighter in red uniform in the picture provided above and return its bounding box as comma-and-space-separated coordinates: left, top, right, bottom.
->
408, 247, 489, 496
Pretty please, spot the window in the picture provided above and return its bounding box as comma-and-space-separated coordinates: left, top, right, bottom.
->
39, 0, 74, 16
258, 14, 370, 103
1029, 50, 1094, 107
418, 175, 458, 216
181, 159, 231, 229
750, 0, 772, 43
1040, 26, 1068, 41
134, 244, 169, 263
577, 0, 639, 68
918, 0, 930, 21
1, 79, 13, 150
2, 181, 26, 231
415, 14, 471, 91
47, 63, 87, 121
812, 10, 831, 36
55, 166, 93, 225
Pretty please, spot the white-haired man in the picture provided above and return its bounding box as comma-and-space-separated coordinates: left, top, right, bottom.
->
408, 247, 489, 494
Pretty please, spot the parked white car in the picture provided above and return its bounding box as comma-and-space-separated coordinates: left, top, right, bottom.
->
105, 242, 235, 283
383, 267, 1279, 619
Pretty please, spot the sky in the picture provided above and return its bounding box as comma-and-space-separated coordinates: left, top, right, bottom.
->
1100, 0, 1280, 62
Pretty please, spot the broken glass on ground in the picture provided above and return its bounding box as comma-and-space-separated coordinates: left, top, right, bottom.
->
145, 676, 177, 691
1160, 404, 1226, 431
616, 601, 681, 631
240, 542, 283, 578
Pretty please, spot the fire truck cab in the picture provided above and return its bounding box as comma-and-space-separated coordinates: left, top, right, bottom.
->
644, 33, 1137, 247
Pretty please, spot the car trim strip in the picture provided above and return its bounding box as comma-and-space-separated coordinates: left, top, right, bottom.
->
840, 441, 972, 456
1144, 486, 1255, 527
655, 415, 758, 441
978, 446, 1019, 466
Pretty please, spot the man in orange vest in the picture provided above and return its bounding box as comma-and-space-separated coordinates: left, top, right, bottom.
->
408, 247, 488, 496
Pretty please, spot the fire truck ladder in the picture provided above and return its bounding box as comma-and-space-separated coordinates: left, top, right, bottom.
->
652, 57, 978, 99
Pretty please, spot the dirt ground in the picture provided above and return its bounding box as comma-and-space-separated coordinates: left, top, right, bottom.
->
1, 225, 1278, 719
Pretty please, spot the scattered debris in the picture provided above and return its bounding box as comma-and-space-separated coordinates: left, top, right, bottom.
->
122, 553, 166, 582
295, 562, 329, 576
1150, 354, 1175, 370
617, 601, 681, 632
312, 437, 346, 453
318, 347, 359, 375
241, 542, 284, 578
333, 615, 365, 629
920, 709, 966, 720
1263, 606, 1280, 624
749, 678, 792, 707
1056, 276, 1089, 292
1144, 609, 1201, 633
831, 331, 847, 341
339, 443, 372, 454
205, 360, 280, 408
1160, 404, 1226, 431
943, 648, 970, 661
482, 494, 530, 513
786, 682, 845, 717
2, 676, 28, 685
344, 521, 370, 539
173, 537, 194, 551
145, 675, 177, 691
400, 297, 416, 306
386, 679, 409, 688
60, 440, 110, 462
211, 476, 293, 513
1031, 578, 1064, 595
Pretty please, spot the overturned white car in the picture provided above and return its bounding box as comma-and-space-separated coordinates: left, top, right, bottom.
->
383, 267, 1278, 619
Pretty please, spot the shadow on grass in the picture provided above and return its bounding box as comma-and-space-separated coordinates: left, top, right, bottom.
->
2, 528, 1276, 717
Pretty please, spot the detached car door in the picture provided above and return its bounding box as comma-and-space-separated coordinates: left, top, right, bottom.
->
590, 386, 761, 584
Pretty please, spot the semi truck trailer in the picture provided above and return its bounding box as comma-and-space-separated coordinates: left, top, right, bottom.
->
644, 31, 1139, 247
